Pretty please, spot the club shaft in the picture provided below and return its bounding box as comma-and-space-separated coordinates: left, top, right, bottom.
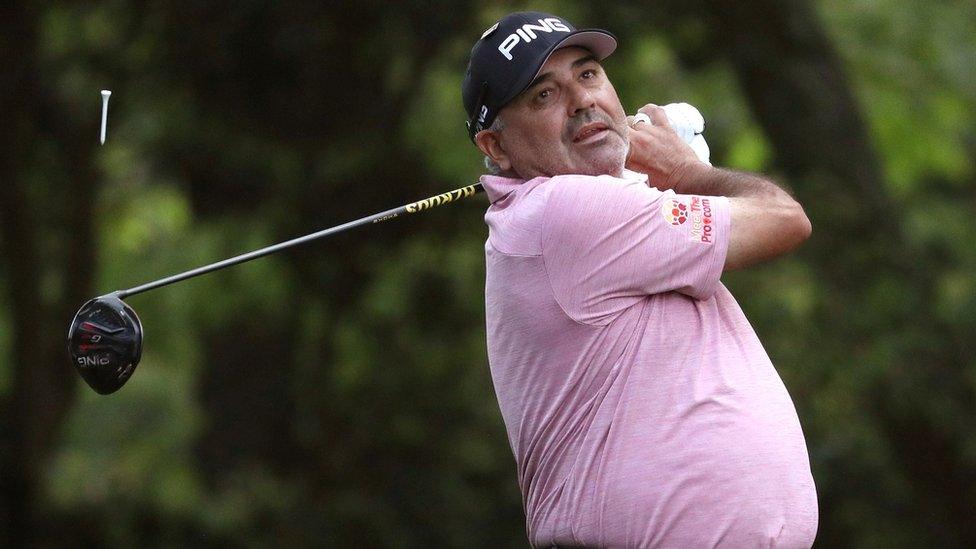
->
117, 183, 484, 299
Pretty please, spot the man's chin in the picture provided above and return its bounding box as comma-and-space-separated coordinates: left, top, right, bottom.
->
575, 142, 627, 177
509, 137, 627, 179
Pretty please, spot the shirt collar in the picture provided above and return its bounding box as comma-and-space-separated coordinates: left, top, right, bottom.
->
480, 174, 526, 203
622, 169, 648, 184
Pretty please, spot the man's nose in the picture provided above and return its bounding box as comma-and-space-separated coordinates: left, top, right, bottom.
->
567, 84, 596, 116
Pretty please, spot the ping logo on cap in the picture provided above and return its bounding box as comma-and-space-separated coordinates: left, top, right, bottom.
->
497, 17, 571, 61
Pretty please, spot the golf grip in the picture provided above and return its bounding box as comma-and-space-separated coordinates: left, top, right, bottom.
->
116, 183, 485, 299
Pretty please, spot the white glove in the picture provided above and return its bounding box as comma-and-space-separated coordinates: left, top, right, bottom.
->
661, 102, 711, 166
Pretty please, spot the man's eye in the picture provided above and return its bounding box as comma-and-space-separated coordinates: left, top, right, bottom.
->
581, 69, 596, 79
538, 89, 552, 99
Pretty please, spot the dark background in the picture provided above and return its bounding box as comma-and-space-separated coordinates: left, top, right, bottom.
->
1, 0, 974, 546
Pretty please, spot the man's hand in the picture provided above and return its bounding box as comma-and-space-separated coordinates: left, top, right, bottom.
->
625, 104, 700, 189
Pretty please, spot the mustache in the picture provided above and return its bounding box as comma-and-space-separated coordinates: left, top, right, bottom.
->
564, 109, 619, 141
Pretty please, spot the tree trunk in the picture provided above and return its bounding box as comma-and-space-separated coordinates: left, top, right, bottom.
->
663, 0, 974, 544
0, 5, 98, 545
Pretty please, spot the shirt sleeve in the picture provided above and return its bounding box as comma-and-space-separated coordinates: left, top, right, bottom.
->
541, 175, 730, 325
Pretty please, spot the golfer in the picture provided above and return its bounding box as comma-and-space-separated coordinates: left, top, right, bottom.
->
463, 12, 818, 548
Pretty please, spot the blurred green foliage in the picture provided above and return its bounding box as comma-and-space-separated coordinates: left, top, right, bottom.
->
1, 0, 974, 546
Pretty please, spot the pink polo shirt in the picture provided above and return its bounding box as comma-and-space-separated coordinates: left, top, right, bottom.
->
483, 171, 817, 548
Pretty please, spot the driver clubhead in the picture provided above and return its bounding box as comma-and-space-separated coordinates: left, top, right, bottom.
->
67, 293, 143, 394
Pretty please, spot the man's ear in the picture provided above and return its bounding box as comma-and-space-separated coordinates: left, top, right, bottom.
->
474, 129, 512, 172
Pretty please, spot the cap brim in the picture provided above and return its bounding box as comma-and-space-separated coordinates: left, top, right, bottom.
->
502, 29, 618, 107
548, 30, 617, 62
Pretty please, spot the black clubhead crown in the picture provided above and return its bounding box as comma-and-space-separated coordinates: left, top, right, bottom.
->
67, 293, 143, 394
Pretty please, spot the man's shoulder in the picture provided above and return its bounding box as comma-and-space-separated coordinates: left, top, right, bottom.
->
542, 172, 652, 223
544, 171, 648, 201
482, 170, 647, 201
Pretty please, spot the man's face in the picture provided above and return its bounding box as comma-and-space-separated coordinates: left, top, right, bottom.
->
481, 46, 629, 179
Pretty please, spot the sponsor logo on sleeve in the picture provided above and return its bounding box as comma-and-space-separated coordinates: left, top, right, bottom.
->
661, 198, 688, 226
688, 196, 714, 244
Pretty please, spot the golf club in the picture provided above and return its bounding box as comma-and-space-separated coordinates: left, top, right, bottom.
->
68, 182, 483, 394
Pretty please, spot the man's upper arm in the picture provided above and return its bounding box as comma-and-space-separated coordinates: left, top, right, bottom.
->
542, 176, 730, 325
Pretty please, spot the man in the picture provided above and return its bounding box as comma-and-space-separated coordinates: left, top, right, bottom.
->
462, 12, 818, 548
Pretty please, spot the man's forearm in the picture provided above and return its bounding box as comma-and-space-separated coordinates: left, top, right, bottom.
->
667, 162, 788, 200
668, 162, 811, 270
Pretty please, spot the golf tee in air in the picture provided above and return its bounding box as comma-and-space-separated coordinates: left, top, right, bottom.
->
100, 90, 111, 145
